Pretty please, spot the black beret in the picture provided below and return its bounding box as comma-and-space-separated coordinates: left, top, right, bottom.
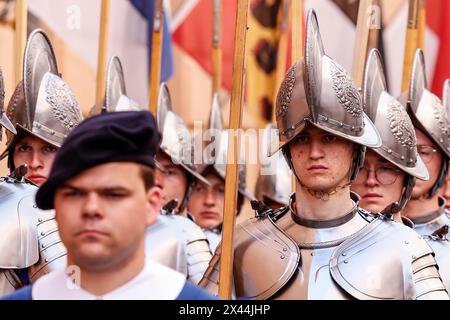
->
36, 111, 161, 210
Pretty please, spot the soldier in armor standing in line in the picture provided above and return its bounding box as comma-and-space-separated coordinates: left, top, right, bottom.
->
0, 29, 83, 297
199, 10, 449, 300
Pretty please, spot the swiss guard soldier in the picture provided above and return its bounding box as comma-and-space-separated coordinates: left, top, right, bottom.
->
401, 49, 450, 291
0, 29, 83, 296
254, 123, 292, 211
351, 49, 449, 291
351, 49, 430, 217
95, 57, 212, 284
187, 94, 254, 252
199, 10, 449, 300
2, 111, 216, 300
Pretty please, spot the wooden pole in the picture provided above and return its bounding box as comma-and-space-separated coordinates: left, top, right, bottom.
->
417, 0, 426, 51
14, 0, 27, 86
149, 0, 164, 114
218, 0, 249, 300
291, 0, 302, 61
95, 0, 111, 106
212, 0, 222, 95
401, 0, 420, 93
351, 0, 373, 90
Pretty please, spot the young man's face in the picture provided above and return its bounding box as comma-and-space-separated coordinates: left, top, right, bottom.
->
289, 125, 354, 192
411, 128, 443, 199
13, 134, 58, 186
154, 151, 188, 210
351, 149, 405, 212
54, 162, 161, 271
188, 173, 225, 230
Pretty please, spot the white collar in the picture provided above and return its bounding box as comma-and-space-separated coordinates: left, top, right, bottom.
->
32, 258, 186, 300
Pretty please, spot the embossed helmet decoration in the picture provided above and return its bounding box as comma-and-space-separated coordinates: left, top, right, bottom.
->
0, 68, 17, 140
363, 49, 429, 209
407, 49, 450, 197
1, 29, 83, 166
275, 9, 381, 180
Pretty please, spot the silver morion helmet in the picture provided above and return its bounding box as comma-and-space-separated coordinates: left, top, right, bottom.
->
363, 49, 429, 181
2, 29, 83, 160
274, 9, 381, 153
204, 93, 254, 200
255, 123, 292, 206
408, 49, 450, 158
156, 83, 209, 185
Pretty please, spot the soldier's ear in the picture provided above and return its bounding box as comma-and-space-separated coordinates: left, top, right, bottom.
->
146, 185, 162, 226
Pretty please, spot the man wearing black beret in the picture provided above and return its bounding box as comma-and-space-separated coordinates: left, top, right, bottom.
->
2, 111, 216, 300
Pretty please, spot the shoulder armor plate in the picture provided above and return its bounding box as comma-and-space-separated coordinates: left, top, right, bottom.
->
330, 217, 441, 299
28, 209, 67, 283
0, 178, 41, 268
233, 216, 300, 299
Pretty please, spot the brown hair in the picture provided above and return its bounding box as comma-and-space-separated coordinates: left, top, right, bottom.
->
139, 165, 155, 191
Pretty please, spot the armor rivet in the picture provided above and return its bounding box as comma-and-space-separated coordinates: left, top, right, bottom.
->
388, 149, 392, 154
440, 139, 444, 143
412, 256, 416, 260
404, 241, 409, 245
324, 117, 328, 122
38, 218, 43, 223
310, 252, 315, 256
33, 205, 37, 208
40, 232, 45, 236
401, 156, 405, 160
45, 259, 49, 263
51, 130, 55, 135
280, 255, 285, 259
283, 248, 287, 252
351, 126, 355, 131
42, 244, 45, 249
344, 260, 348, 264
342, 253, 347, 257
339, 122, 343, 127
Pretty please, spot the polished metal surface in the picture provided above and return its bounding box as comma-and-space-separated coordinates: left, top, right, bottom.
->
145, 214, 212, 284
363, 49, 428, 180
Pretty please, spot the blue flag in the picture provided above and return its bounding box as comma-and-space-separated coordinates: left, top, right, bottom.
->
129, 0, 174, 82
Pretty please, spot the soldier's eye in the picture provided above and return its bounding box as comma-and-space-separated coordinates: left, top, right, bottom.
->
323, 135, 337, 143
295, 135, 309, 143
17, 145, 31, 152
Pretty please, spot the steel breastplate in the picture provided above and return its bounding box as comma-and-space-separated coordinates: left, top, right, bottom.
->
269, 203, 370, 299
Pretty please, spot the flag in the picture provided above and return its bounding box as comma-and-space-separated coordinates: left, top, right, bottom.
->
129, 0, 174, 82
427, 0, 450, 95
172, 0, 237, 92
246, 0, 285, 125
